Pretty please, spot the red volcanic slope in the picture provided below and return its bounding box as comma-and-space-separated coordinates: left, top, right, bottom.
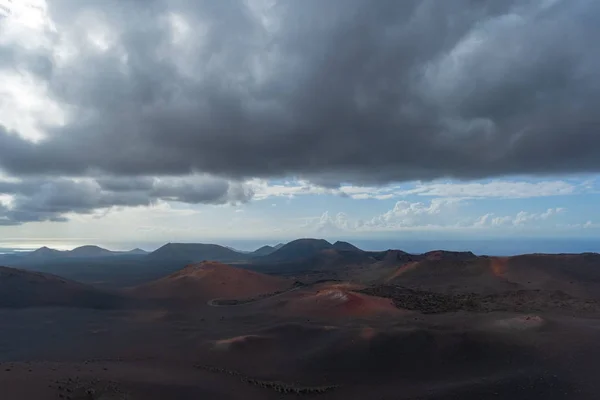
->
383, 253, 600, 297
282, 283, 401, 318
131, 261, 291, 301
382, 257, 510, 293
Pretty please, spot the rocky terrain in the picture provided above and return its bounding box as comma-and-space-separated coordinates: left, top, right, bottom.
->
360, 285, 600, 314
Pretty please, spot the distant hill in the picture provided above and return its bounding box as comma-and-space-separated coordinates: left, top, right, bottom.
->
258, 239, 334, 262
302, 248, 376, 273
130, 261, 291, 302
24, 245, 149, 260
27, 245, 116, 259
147, 243, 248, 263
0, 266, 124, 308
68, 245, 114, 257
126, 248, 148, 255
423, 250, 477, 261
332, 241, 362, 251
27, 246, 64, 259
251, 245, 279, 257
372, 249, 414, 264
224, 246, 252, 254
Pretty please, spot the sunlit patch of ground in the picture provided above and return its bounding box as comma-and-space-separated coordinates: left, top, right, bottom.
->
212, 335, 271, 351
490, 257, 510, 278
489, 315, 546, 331
359, 326, 377, 340
283, 284, 402, 318
386, 262, 420, 282
131, 261, 291, 302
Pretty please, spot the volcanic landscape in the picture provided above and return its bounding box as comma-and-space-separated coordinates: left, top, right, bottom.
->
2, 239, 600, 399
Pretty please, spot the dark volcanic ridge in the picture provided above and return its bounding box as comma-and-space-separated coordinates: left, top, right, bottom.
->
257, 238, 336, 263
147, 243, 248, 263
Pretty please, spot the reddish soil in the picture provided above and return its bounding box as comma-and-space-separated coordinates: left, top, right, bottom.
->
359, 326, 378, 340
130, 261, 291, 302
385, 261, 421, 282
280, 283, 402, 318
382, 254, 600, 297
4, 252, 600, 399
489, 255, 600, 298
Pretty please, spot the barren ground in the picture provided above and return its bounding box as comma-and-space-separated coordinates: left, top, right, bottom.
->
3, 255, 600, 399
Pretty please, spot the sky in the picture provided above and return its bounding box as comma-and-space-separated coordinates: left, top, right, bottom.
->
1, 0, 600, 251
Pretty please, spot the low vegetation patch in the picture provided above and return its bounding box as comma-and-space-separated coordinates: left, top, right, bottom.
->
195, 364, 340, 394
359, 285, 600, 314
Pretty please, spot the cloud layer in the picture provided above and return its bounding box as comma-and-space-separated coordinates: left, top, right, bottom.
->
0, 0, 599, 184
1, 0, 600, 226
0, 176, 251, 225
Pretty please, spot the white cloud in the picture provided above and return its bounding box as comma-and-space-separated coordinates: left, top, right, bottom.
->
0, 193, 13, 207
0, 0, 54, 40
0, 0, 63, 141
473, 213, 493, 227
337, 185, 396, 200
304, 203, 569, 234
364, 198, 464, 230
315, 211, 352, 234
398, 180, 577, 199
491, 215, 513, 226
249, 179, 337, 200
0, 70, 67, 141
473, 208, 566, 228
513, 207, 565, 226
307, 199, 465, 233
249, 178, 590, 202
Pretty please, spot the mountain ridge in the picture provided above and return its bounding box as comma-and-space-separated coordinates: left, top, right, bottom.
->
147, 242, 247, 263
257, 238, 334, 263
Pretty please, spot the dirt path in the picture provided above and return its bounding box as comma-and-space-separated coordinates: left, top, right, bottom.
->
207, 286, 303, 307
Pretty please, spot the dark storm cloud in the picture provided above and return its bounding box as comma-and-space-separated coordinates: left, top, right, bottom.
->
1, 0, 600, 186
0, 176, 252, 224
96, 177, 155, 192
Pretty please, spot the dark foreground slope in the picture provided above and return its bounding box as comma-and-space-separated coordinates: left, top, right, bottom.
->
0, 266, 125, 309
